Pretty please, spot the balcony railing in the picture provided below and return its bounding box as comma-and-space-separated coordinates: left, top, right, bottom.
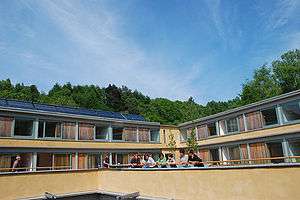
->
1, 156, 300, 173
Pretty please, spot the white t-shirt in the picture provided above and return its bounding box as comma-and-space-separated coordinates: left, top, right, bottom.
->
147, 157, 156, 164
180, 155, 188, 163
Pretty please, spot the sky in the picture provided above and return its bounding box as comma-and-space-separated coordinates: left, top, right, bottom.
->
0, 0, 299, 104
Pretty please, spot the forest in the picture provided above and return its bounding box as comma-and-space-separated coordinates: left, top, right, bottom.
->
0, 49, 299, 125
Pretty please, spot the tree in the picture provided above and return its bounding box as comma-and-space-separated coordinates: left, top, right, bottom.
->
240, 65, 281, 104
105, 84, 123, 111
167, 132, 177, 154
273, 49, 300, 93
186, 129, 199, 152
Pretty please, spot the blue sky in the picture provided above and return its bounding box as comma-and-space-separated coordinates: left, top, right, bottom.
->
0, 0, 299, 104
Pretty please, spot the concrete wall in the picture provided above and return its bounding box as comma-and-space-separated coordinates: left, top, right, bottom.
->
0, 167, 300, 200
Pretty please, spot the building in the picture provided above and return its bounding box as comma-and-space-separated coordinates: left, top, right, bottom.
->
1, 91, 300, 199
1, 90, 300, 172
0, 99, 161, 172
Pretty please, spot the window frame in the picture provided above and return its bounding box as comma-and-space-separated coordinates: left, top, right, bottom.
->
225, 117, 240, 134
149, 129, 160, 143
112, 126, 124, 141
94, 124, 109, 141
261, 107, 279, 128
280, 100, 300, 124
12, 117, 35, 138
38, 120, 63, 140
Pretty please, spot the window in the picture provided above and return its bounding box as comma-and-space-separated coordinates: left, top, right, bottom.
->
45, 122, 61, 138
281, 101, 300, 122
38, 121, 62, 138
112, 127, 123, 141
266, 142, 284, 163
180, 130, 187, 141
261, 107, 278, 126
210, 149, 219, 161
37, 153, 53, 171
38, 121, 44, 138
150, 129, 160, 142
288, 139, 300, 162
0, 153, 32, 172
227, 146, 241, 161
95, 125, 108, 140
226, 117, 239, 133
207, 122, 217, 136
14, 118, 33, 136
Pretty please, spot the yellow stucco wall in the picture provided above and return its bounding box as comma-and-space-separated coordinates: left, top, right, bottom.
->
0, 170, 100, 200
100, 167, 300, 200
0, 138, 163, 150
0, 167, 299, 200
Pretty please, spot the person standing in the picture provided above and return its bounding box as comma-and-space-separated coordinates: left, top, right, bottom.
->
12, 155, 21, 172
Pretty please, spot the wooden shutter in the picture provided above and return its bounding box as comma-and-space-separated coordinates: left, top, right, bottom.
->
123, 127, 137, 142
250, 142, 270, 164
246, 112, 263, 130
79, 123, 94, 140
199, 149, 210, 162
138, 128, 150, 142
238, 115, 245, 132
62, 122, 76, 139
78, 153, 87, 169
197, 125, 208, 139
0, 116, 13, 137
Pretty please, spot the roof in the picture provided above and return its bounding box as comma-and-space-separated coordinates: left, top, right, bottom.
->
0, 98, 147, 122
178, 89, 300, 127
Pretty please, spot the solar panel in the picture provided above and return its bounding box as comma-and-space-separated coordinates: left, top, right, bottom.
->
123, 114, 145, 121
0, 99, 7, 107
77, 108, 98, 116
97, 110, 125, 119
34, 103, 58, 112
55, 106, 79, 115
0, 98, 146, 121
7, 99, 34, 109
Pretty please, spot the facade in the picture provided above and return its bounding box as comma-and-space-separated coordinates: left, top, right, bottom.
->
177, 90, 300, 165
1, 90, 300, 172
0, 100, 161, 172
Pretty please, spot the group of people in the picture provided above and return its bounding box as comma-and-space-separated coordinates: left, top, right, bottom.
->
129, 149, 204, 168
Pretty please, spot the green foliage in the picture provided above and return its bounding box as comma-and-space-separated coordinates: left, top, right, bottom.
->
240, 65, 282, 104
0, 49, 299, 125
167, 133, 177, 153
186, 129, 199, 152
272, 49, 300, 93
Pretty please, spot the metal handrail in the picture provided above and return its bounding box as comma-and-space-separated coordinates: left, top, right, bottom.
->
1, 156, 300, 172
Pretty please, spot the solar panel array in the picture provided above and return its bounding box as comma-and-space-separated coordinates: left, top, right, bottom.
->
0, 99, 145, 121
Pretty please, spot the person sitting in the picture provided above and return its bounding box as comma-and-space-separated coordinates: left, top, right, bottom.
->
12, 155, 22, 172
103, 155, 110, 168
188, 150, 204, 167
130, 153, 141, 168
167, 154, 177, 168
156, 153, 167, 168
143, 154, 156, 168
178, 149, 188, 167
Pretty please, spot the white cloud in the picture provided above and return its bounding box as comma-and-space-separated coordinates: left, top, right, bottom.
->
19, 0, 201, 101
